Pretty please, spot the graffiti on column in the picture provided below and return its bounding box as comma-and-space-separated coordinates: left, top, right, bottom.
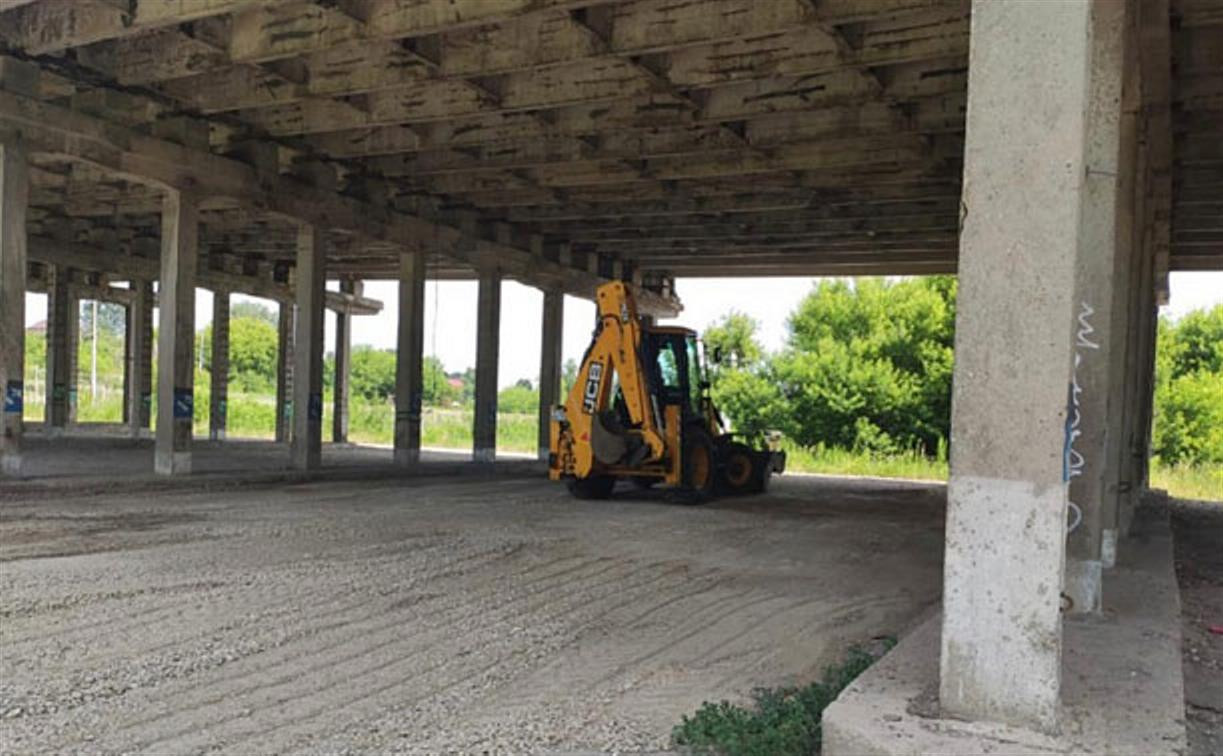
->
1063, 301, 1099, 533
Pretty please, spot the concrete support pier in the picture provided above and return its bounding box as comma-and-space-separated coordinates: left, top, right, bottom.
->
126, 280, 153, 436
290, 225, 324, 470
394, 250, 425, 465
275, 302, 293, 444
940, 0, 1094, 732
0, 137, 28, 476
538, 287, 563, 461
154, 190, 198, 476
1065, 0, 1128, 615
209, 291, 230, 441
45, 265, 72, 435
332, 279, 358, 443
472, 266, 501, 464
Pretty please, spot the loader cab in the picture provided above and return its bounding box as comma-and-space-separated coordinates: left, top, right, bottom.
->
644, 326, 706, 420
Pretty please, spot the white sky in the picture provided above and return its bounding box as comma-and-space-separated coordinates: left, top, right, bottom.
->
24, 271, 1223, 390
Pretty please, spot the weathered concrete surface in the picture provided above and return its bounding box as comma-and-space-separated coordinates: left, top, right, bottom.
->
0, 473, 944, 753
942, 0, 1093, 732
823, 501, 1188, 756
153, 190, 198, 476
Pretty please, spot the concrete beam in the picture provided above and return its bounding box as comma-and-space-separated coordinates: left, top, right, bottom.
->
538, 287, 563, 461
472, 266, 501, 464
0, 135, 28, 476
940, 0, 1094, 733
210, 290, 230, 441
290, 224, 324, 470
394, 250, 425, 465
154, 189, 198, 476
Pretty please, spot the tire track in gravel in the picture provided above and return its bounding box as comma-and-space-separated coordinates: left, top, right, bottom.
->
102, 555, 625, 752
1, 540, 529, 731
241, 565, 720, 755
154, 559, 689, 754
350, 573, 737, 755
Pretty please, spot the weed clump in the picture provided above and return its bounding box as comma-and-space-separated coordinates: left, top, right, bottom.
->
671, 640, 893, 756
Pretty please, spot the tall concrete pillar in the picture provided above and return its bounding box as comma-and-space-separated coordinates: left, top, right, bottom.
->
154, 189, 198, 476
1064, 0, 1127, 615
0, 137, 29, 476
332, 278, 359, 443
46, 265, 73, 435
126, 280, 153, 436
538, 287, 563, 460
209, 291, 230, 441
940, 0, 1094, 733
472, 266, 501, 464
275, 301, 294, 443
290, 225, 324, 470
1100, 20, 1142, 565
394, 250, 425, 465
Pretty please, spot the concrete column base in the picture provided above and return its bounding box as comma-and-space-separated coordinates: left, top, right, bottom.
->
474, 447, 496, 464
154, 451, 192, 476
2, 454, 21, 476
1064, 558, 1103, 615
823, 504, 1186, 756
393, 448, 420, 466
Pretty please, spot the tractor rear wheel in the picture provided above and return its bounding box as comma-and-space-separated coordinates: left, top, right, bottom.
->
679, 428, 717, 504
566, 475, 616, 500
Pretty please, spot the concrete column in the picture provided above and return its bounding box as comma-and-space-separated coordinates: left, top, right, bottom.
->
209, 291, 230, 441
393, 250, 425, 465
1100, 19, 1142, 566
537, 287, 563, 460
46, 265, 73, 435
290, 225, 324, 470
332, 279, 359, 443
275, 301, 294, 443
940, 0, 1093, 733
1064, 0, 1127, 615
472, 266, 501, 464
126, 280, 153, 436
67, 295, 79, 424
154, 189, 198, 476
0, 137, 29, 476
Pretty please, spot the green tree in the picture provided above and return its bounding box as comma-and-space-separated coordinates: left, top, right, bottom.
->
1152, 305, 1223, 465
350, 346, 397, 401
561, 358, 578, 398
423, 355, 458, 406
231, 300, 278, 327
498, 383, 539, 414
704, 311, 763, 370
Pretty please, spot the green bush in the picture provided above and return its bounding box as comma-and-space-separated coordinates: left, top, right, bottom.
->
672, 641, 892, 756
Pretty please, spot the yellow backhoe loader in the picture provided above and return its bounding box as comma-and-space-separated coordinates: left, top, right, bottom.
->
548, 281, 785, 501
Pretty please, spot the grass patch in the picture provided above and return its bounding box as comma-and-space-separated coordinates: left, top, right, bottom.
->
1150, 462, 1222, 502
782, 442, 948, 482
672, 640, 893, 756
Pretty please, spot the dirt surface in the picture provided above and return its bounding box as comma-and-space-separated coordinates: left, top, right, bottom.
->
0, 471, 945, 754
1171, 498, 1223, 756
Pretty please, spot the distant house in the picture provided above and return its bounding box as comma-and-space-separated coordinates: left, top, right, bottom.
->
446, 377, 463, 390
27, 319, 47, 334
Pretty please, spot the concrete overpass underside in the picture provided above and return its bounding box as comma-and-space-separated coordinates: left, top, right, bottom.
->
0, 0, 1220, 753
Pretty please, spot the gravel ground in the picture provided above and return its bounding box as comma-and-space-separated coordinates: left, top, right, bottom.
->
1171, 497, 1223, 756
0, 470, 945, 754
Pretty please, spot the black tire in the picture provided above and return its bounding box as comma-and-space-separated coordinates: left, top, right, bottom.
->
566, 475, 616, 500
750, 459, 772, 494
679, 427, 717, 504
630, 477, 658, 490
719, 443, 757, 494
